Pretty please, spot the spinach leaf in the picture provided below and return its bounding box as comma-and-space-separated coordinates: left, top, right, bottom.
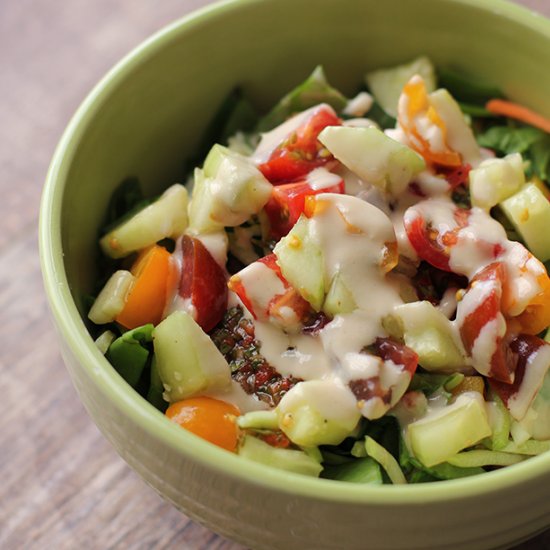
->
365, 100, 397, 129
257, 66, 348, 132
477, 125, 550, 181
438, 67, 503, 104
321, 457, 383, 484
184, 87, 259, 174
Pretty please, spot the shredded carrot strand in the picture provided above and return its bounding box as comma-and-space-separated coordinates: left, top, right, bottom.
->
486, 99, 550, 134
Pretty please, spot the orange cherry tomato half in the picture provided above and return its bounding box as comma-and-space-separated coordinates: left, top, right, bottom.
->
166, 396, 241, 452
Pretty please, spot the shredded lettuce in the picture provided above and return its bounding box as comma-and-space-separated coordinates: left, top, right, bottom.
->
365, 436, 407, 484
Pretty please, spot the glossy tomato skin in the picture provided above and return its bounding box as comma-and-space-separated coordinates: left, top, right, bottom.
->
179, 235, 228, 332
374, 337, 419, 376
457, 262, 515, 383
166, 396, 240, 452
258, 106, 341, 183
488, 334, 545, 406
263, 178, 345, 239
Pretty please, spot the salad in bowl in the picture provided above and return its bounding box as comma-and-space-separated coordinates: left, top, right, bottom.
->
88, 56, 550, 484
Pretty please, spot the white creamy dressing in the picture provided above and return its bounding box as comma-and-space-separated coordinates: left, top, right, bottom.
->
306, 167, 342, 190
234, 261, 287, 318
414, 113, 446, 153
252, 103, 335, 164
342, 91, 373, 117
195, 231, 228, 268
207, 380, 269, 413
404, 196, 546, 381
247, 193, 405, 420
508, 344, 550, 421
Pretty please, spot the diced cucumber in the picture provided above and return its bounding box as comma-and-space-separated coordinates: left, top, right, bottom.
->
153, 311, 231, 402
237, 410, 279, 431
94, 330, 116, 355
390, 301, 467, 372
238, 435, 323, 477
100, 184, 189, 259
88, 270, 135, 325
107, 324, 154, 388
276, 380, 361, 447
365, 56, 436, 117
322, 457, 383, 484
323, 271, 357, 316
257, 65, 348, 132
408, 392, 492, 467
500, 183, 550, 261
428, 89, 482, 167
470, 153, 525, 210
318, 126, 425, 196
273, 215, 325, 310
188, 145, 272, 233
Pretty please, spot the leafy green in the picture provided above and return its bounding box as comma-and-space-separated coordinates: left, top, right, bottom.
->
458, 102, 497, 118
103, 177, 152, 235
365, 101, 396, 129
365, 436, 407, 484
147, 357, 167, 412
409, 372, 464, 397
257, 66, 348, 132
321, 457, 383, 484
184, 87, 260, 174
107, 324, 154, 388
477, 125, 550, 181
438, 67, 503, 104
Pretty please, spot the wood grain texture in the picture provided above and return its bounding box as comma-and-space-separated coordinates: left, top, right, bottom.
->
0, 1, 549, 549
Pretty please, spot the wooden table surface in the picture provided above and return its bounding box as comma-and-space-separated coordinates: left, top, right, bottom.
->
1, 1, 550, 548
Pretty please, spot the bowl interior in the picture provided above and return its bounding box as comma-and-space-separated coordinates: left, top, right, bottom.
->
42, 0, 550, 513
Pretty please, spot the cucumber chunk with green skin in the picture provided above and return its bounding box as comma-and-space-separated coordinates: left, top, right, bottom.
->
322, 457, 383, 484
323, 271, 357, 316
428, 89, 483, 167
273, 215, 325, 310
318, 126, 425, 196
365, 56, 436, 118
389, 301, 467, 372
153, 311, 231, 402
238, 435, 323, 477
107, 324, 154, 388
408, 392, 492, 467
500, 183, 550, 262
257, 65, 348, 132
100, 184, 189, 259
189, 145, 272, 233
470, 153, 525, 210
88, 270, 135, 325
237, 410, 279, 431
276, 379, 361, 447
94, 330, 116, 355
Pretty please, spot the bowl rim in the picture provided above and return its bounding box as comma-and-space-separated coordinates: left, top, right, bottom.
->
40, 0, 550, 506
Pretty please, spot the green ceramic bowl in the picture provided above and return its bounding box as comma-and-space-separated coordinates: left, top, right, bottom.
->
40, 0, 550, 548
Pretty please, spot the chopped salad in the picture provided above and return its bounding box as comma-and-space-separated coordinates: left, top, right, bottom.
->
89, 57, 550, 483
